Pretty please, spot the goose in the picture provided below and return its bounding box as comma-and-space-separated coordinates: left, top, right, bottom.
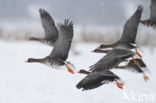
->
26, 19, 75, 74
140, 0, 156, 28
76, 69, 123, 90
115, 59, 149, 81
76, 48, 138, 90
90, 48, 140, 72
29, 9, 58, 46
92, 5, 143, 58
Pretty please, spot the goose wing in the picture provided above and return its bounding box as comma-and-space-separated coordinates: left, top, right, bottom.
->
49, 19, 73, 61
150, 0, 156, 21
120, 5, 143, 43
89, 49, 135, 72
39, 9, 58, 40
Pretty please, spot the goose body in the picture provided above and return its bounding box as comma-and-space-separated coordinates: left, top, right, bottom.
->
76, 70, 121, 90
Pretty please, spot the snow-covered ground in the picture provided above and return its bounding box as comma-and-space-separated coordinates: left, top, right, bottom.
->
0, 40, 155, 103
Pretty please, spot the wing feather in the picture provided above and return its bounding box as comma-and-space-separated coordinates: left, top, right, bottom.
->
39, 9, 58, 40
49, 19, 73, 61
150, 0, 156, 22
76, 71, 119, 90
120, 5, 143, 43
89, 49, 135, 72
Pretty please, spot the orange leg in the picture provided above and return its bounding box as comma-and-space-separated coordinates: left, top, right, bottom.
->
143, 72, 149, 81
115, 80, 124, 89
135, 48, 142, 58
65, 64, 75, 74
132, 56, 140, 67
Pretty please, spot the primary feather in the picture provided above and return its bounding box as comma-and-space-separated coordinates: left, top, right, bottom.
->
49, 19, 73, 61
39, 9, 58, 41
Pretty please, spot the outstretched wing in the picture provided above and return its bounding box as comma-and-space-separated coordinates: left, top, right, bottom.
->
120, 5, 143, 43
39, 9, 58, 40
150, 0, 156, 21
89, 49, 135, 72
76, 71, 119, 90
49, 19, 73, 61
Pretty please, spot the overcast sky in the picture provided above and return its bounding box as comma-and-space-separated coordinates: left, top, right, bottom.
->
0, 0, 151, 26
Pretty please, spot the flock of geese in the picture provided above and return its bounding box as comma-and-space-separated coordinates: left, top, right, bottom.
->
25, 0, 155, 91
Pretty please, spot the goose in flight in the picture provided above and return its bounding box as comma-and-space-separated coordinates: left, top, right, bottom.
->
76, 48, 138, 90
92, 5, 143, 58
29, 9, 58, 46
76, 70, 123, 90
115, 59, 149, 81
140, 0, 156, 28
26, 20, 75, 74
90, 48, 139, 72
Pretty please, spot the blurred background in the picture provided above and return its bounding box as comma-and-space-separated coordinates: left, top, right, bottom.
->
0, 0, 155, 103
0, 0, 155, 47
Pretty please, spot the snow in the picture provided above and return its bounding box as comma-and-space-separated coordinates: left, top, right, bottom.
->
0, 41, 155, 103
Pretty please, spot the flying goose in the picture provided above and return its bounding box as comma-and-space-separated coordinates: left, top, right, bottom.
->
29, 9, 58, 46
90, 48, 140, 72
76, 70, 123, 90
26, 19, 75, 74
93, 5, 143, 58
76, 48, 138, 90
115, 59, 149, 81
